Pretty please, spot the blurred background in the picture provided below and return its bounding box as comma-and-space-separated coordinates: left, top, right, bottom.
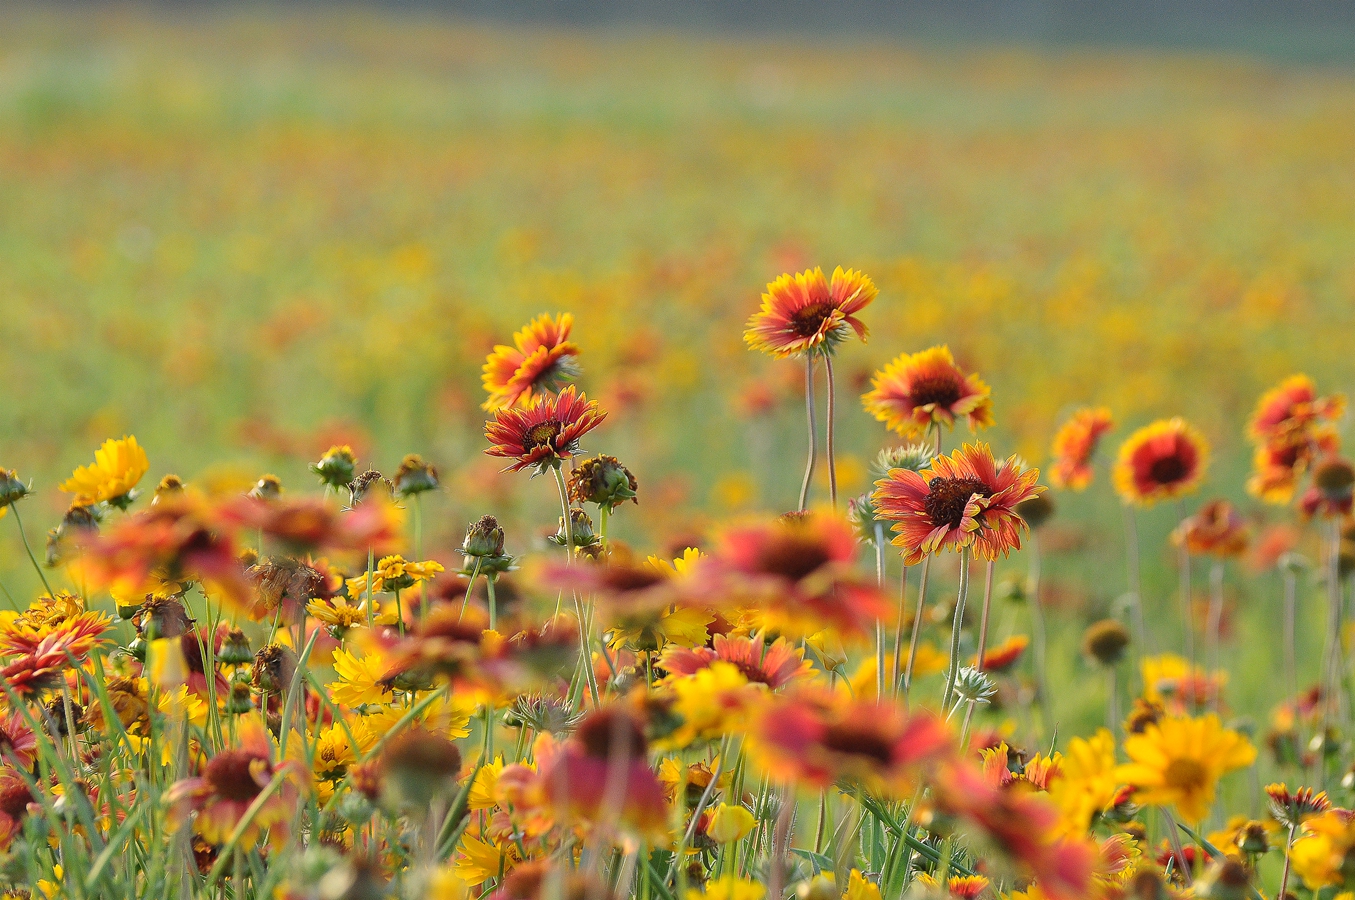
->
2, 2, 1353, 726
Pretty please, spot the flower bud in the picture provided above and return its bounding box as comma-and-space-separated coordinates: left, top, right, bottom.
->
1314, 456, 1355, 501
247, 474, 283, 501
847, 493, 883, 544
251, 644, 298, 694
393, 454, 440, 498
1082, 619, 1131, 667
549, 508, 600, 556
874, 443, 935, 476
1016, 495, 1055, 529
0, 468, 29, 509
224, 677, 255, 716
567, 455, 638, 511
462, 515, 506, 558
218, 627, 254, 666
311, 446, 358, 489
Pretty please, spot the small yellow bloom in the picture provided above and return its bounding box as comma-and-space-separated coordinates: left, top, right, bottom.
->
60, 436, 149, 507
328, 646, 391, 709
686, 875, 766, 900
706, 803, 756, 843
844, 870, 881, 900
454, 833, 519, 884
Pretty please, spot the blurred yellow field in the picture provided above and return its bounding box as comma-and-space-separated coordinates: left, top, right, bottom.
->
1, 8, 1354, 899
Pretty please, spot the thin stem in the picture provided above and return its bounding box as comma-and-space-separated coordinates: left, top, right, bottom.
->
1122, 504, 1147, 683
973, 560, 996, 671
1160, 808, 1193, 887
414, 493, 427, 623
891, 564, 911, 701
902, 556, 932, 705
874, 523, 886, 701
1028, 532, 1049, 713
1278, 822, 1296, 900
824, 353, 838, 510
1207, 560, 1224, 714
1106, 666, 1119, 736
1283, 567, 1298, 704
9, 506, 55, 598
798, 355, 817, 512
552, 465, 575, 562
941, 549, 972, 711
1320, 519, 1344, 775
487, 575, 498, 632
1177, 503, 1196, 708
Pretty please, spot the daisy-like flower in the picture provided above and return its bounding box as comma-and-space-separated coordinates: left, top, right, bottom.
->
743, 266, 876, 359
59, 436, 149, 509
1048, 407, 1114, 491
695, 513, 891, 640
1114, 713, 1255, 823
872, 442, 1043, 566
538, 706, 669, 839
661, 634, 812, 690
481, 312, 582, 411
1247, 428, 1338, 503
1248, 374, 1346, 446
1141, 653, 1224, 713
1265, 782, 1331, 828
747, 688, 951, 796
1171, 499, 1249, 557
861, 346, 994, 439
1112, 418, 1209, 506
308, 595, 394, 640
974, 634, 1029, 673
483, 385, 607, 474
165, 715, 307, 850
1289, 808, 1355, 892
0, 710, 37, 769
1046, 729, 1121, 839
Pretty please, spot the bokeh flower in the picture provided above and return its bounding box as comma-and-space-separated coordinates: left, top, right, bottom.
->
482, 312, 582, 411
1113, 418, 1209, 506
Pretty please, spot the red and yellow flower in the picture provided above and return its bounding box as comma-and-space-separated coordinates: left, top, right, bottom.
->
743, 266, 876, 359
1112, 418, 1209, 506
481, 312, 582, 411
1171, 499, 1249, 558
1048, 407, 1114, 491
872, 443, 1043, 566
862, 346, 993, 438
484, 385, 607, 474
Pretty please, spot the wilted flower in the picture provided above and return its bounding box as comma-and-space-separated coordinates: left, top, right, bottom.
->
567, 454, 638, 511
0, 468, 29, 512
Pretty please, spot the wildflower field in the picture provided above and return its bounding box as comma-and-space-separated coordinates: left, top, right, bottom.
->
2, 7, 1355, 900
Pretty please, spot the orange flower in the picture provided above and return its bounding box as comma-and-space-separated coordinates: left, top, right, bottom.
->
872, 443, 1043, 566
747, 688, 951, 796
743, 266, 875, 359
696, 513, 891, 640
975, 635, 1030, 673
538, 707, 668, 838
222, 495, 402, 558
661, 634, 812, 690
483, 385, 607, 474
1172, 499, 1249, 557
166, 716, 307, 850
1112, 418, 1209, 506
1247, 429, 1339, 504
862, 346, 993, 438
481, 312, 582, 411
1247, 374, 1345, 446
1049, 407, 1114, 491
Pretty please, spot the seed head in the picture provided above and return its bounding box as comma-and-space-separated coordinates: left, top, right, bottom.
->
393, 454, 439, 498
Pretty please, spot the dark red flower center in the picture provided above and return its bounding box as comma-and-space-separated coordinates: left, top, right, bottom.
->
910, 373, 964, 409
756, 535, 832, 582
0, 783, 32, 820
925, 476, 989, 529
1148, 455, 1188, 485
790, 302, 833, 337
576, 709, 648, 760
523, 422, 562, 452
205, 750, 267, 802
821, 722, 895, 766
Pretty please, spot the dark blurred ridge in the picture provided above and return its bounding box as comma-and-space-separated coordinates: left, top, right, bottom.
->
360, 0, 1353, 62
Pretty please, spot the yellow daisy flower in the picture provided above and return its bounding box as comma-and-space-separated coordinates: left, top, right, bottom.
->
1115, 713, 1256, 823
59, 436, 149, 507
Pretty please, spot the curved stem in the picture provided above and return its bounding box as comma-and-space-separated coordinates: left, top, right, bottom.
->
798, 355, 817, 511
902, 556, 932, 705
1278, 822, 1296, 900
941, 549, 972, 711
552, 465, 575, 562
9, 506, 55, 598
824, 354, 838, 510
891, 564, 911, 701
